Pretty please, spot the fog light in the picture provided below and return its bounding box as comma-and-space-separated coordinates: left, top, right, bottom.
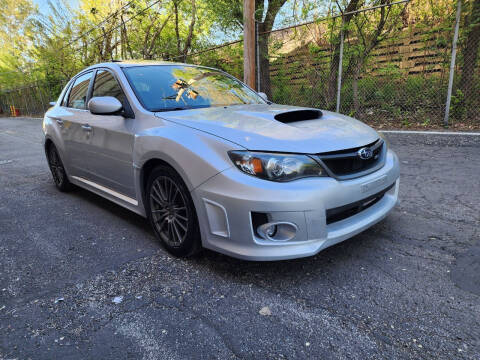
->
257, 222, 298, 242
266, 225, 277, 237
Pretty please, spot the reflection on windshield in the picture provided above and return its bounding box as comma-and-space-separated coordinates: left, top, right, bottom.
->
166, 78, 199, 102
123, 65, 265, 111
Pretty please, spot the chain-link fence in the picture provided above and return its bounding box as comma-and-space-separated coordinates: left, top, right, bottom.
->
261, 0, 479, 128
1, 0, 478, 129
0, 80, 67, 118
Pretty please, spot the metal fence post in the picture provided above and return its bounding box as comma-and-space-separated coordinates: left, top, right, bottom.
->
444, 0, 462, 127
38, 83, 47, 115
23, 88, 30, 116
336, 16, 345, 113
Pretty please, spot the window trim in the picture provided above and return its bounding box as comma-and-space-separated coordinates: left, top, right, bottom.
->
64, 70, 94, 111
58, 80, 73, 107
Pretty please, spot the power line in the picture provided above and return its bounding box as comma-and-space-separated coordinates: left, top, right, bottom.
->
69, 0, 164, 53
261, 0, 411, 35
172, 0, 411, 61
60, 0, 144, 51
4, 0, 412, 73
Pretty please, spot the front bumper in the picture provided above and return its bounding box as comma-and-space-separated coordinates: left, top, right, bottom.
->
192, 149, 400, 261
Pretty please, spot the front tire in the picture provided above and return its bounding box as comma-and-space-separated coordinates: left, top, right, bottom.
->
146, 165, 201, 257
47, 144, 73, 192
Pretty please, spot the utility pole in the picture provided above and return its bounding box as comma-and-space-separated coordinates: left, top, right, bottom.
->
243, 0, 256, 89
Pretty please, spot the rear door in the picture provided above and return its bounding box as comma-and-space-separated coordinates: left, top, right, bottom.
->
84, 69, 136, 198
58, 71, 94, 178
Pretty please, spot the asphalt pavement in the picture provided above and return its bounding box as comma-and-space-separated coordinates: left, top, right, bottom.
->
0, 117, 479, 359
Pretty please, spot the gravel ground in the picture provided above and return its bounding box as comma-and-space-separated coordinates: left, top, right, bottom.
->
0, 117, 479, 360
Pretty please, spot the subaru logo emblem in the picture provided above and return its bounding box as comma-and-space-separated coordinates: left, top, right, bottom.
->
357, 147, 373, 160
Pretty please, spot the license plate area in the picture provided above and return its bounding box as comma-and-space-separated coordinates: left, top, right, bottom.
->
326, 182, 394, 225
361, 175, 387, 193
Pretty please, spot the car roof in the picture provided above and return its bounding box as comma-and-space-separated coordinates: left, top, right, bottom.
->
118, 60, 188, 67
80, 60, 223, 79
84, 60, 197, 71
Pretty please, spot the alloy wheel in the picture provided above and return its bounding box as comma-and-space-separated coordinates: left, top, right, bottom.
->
48, 146, 65, 186
149, 176, 189, 247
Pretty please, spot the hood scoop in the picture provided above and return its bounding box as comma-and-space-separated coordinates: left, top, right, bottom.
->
274, 109, 322, 124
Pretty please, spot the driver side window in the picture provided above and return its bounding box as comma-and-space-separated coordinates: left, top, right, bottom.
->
92, 70, 127, 105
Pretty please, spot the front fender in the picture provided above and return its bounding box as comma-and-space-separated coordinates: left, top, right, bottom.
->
134, 124, 243, 191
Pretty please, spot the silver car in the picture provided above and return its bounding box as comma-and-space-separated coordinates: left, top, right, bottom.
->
43, 61, 400, 261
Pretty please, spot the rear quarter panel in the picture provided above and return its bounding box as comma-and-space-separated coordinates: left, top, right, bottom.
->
43, 107, 70, 170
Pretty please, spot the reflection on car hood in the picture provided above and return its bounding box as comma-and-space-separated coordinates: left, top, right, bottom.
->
154, 104, 379, 153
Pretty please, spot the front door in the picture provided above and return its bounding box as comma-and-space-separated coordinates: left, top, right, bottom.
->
84, 69, 136, 199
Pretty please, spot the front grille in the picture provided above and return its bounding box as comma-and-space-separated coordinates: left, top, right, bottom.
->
317, 139, 384, 178
326, 183, 394, 225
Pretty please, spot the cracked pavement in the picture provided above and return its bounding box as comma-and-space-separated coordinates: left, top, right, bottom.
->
0, 117, 479, 359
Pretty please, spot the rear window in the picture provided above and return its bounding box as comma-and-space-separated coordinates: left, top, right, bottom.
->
67, 72, 92, 109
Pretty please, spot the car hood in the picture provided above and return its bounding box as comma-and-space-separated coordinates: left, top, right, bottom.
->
154, 104, 379, 153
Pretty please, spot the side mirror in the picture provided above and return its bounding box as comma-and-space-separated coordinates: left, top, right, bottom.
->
49, 101, 56, 107
258, 92, 268, 102
88, 96, 122, 115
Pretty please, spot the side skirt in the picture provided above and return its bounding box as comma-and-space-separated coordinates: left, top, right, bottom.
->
70, 176, 146, 217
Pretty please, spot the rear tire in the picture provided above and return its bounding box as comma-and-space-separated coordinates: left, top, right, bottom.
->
47, 144, 73, 192
146, 165, 202, 257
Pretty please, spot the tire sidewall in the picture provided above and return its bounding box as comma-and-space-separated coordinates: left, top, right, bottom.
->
48, 144, 71, 192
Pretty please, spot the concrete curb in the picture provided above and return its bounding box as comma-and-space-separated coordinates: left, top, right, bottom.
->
379, 130, 480, 136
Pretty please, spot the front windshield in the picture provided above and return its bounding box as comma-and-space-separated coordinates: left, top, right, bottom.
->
122, 65, 266, 111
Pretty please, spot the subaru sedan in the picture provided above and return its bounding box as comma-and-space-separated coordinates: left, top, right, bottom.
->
43, 61, 400, 260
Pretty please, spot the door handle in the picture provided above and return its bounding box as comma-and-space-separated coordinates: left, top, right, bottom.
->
50, 117, 63, 125
81, 124, 92, 132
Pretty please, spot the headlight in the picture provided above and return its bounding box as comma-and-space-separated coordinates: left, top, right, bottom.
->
378, 132, 389, 149
228, 151, 328, 182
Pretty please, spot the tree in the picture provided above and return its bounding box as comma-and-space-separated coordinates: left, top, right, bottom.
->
255, 0, 288, 98
28, 0, 214, 82
205, 0, 303, 97
173, 0, 197, 61
324, 0, 363, 108
343, 0, 407, 114
0, 0, 36, 88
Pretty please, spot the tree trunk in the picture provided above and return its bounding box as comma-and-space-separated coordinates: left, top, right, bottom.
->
182, 0, 196, 62
121, 15, 133, 59
257, 24, 272, 98
254, 0, 287, 100
174, 1, 181, 56
325, 0, 363, 108
461, 0, 480, 97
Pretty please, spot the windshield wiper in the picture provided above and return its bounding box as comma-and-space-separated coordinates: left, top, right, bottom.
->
152, 104, 212, 112
154, 107, 190, 112
162, 95, 179, 100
